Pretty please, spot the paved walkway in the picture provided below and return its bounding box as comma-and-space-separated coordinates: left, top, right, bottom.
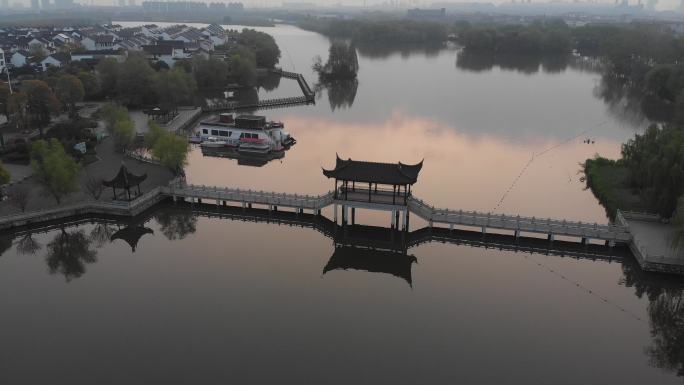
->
130, 107, 202, 135
628, 219, 684, 263
0, 138, 174, 215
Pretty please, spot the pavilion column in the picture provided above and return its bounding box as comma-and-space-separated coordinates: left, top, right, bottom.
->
404, 184, 407, 205
334, 179, 338, 199
333, 203, 338, 223
368, 182, 371, 203
392, 185, 396, 205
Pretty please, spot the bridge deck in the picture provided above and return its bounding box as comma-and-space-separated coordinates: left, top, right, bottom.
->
164, 183, 630, 243
408, 197, 631, 242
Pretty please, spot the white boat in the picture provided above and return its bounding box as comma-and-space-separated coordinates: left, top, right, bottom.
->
238, 140, 271, 154
195, 114, 295, 154
199, 137, 228, 148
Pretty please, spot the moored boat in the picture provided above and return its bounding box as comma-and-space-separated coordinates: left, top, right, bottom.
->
199, 137, 228, 148
195, 113, 295, 154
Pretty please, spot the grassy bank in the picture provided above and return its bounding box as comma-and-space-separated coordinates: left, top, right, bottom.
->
583, 156, 648, 218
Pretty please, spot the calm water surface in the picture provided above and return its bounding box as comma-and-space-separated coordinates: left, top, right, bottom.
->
0, 23, 682, 384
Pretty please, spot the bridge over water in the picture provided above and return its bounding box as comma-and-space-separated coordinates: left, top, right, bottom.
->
1, 157, 680, 275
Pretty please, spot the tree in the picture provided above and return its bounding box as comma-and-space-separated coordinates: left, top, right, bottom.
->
0, 82, 10, 121
83, 173, 103, 200
29, 44, 46, 62
153, 68, 197, 111
112, 119, 135, 152
238, 28, 281, 68
55, 74, 85, 118
96, 57, 119, 97
0, 162, 9, 185
77, 71, 101, 100
7, 92, 28, 130
100, 104, 129, 132
7, 185, 30, 212
117, 54, 156, 106
144, 120, 165, 149
192, 56, 230, 89
30, 139, 80, 204
152, 132, 189, 174
313, 41, 359, 81
229, 46, 257, 86
23, 80, 60, 136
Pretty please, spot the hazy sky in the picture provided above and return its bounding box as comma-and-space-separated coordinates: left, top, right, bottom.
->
8, 0, 683, 12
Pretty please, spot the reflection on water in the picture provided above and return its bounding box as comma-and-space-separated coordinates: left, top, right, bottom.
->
594, 74, 672, 126
315, 79, 358, 111
45, 228, 97, 282
621, 259, 684, 376
324, 246, 418, 287
355, 41, 447, 60
154, 208, 198, 240
110, 226, 154, 252
456, 51, 575, 75
1, 208, 684, 382
200, 145, 286, 167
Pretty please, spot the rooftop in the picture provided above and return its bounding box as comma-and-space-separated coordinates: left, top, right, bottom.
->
323, 155, 423, 185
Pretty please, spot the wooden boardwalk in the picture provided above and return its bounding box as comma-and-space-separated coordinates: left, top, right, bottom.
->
202, 69, 315, 113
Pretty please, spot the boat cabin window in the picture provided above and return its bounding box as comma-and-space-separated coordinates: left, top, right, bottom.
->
218, 131, 229, 137
211, 129, 219, 136
202, 129, 208, 134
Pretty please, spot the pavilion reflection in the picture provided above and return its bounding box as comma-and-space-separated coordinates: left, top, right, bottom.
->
323, 246, 417, 287
110, 225, 154, 252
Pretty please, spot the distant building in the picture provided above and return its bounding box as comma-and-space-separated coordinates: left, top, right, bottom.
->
40, 52, 70, 71
407, 8, 446, 19
40, 0, 49, 8
71, 49, 126, 65
9, 50, 29, 67
118, 0, 125, 6
81, 35, 118, 50
30, 0, 39, 9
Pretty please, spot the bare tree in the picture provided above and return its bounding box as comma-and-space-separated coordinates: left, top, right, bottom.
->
84, 174, 104, 200
7, 185, 30, 212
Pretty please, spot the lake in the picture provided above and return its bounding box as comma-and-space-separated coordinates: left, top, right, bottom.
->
0, 23, 681, 385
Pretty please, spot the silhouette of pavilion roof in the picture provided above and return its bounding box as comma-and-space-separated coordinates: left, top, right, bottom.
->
110, 226, 154, 252
322, 154, 423, 185
102, 163, 147, 189
323, 246, 418, 286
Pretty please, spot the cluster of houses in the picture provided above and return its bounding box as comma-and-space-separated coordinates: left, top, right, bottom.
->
0, 22, 239, 74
